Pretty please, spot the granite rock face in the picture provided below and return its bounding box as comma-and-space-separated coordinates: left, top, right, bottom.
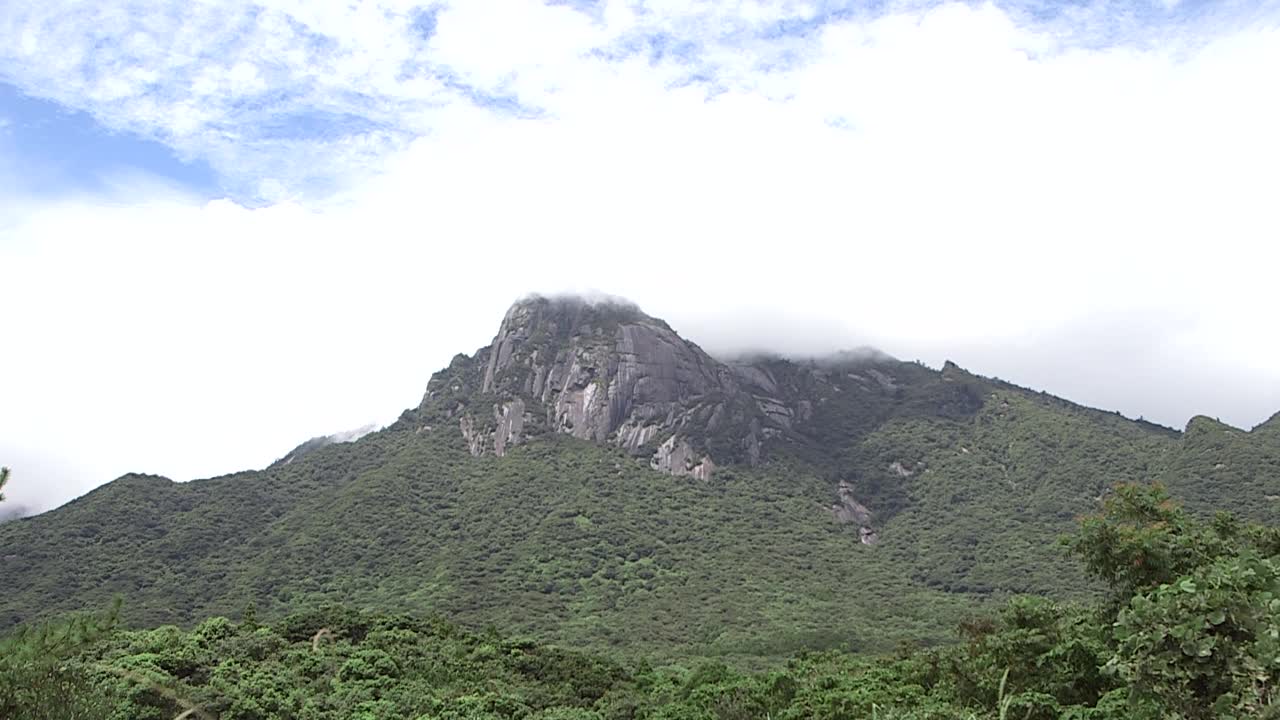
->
415, 296, 851, 479
411, 294, 969, 495
832, 480, 879, 545
480, 299, 731, 452
467, 296, 752, 477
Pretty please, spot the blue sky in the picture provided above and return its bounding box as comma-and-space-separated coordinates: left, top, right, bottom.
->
1, 0, 1279, 513
1, 0, 1262, 204
0, 83, 219, 199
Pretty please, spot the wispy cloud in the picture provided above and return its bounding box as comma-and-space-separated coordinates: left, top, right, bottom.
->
4, 0, 1275, 201
2, 0, 452, 199
1, 0, 1279, 512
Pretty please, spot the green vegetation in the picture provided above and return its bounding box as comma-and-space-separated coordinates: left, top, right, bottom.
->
3, 294, 1278, 715
2, 371, 1278, 661
0, 430, 982, 661
0, 599, 122, 719
4, 486, 1277, 718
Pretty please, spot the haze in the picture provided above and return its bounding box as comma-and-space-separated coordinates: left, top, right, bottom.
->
2, 0, 1278, 514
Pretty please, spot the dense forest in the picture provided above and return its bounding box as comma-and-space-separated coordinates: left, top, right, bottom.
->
2, 383, 1277, 661
4, 484, 1278, 718
3, 300, 1278, 717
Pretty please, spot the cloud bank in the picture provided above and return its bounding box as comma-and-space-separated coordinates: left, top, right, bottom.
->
1, 0, 1278, 512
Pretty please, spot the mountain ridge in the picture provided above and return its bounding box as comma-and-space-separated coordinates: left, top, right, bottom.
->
1, 294, 1276, 660
269, 423, 381, 468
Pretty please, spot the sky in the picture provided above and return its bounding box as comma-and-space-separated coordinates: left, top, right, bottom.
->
1, 0, 1279, 515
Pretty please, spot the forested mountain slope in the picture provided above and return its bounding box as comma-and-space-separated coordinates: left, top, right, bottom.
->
2, 296, 1276, 661
7, 482, 1279, 719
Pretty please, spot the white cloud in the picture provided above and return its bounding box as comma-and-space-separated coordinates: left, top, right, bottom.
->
3, 0, 1271, 196
1, 1, 1279, 512
0, 0, 458, 196
428, 0, 610, 94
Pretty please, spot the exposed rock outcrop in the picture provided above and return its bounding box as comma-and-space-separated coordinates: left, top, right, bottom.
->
423, 296, 822, 478
832, 480, 878, 545
493, 399, 526, 457
460, 414, 487, 457
412, 294, 938, 482
650, 435, 715, 480
480, 298, 733, 448
888, 460, 915, 477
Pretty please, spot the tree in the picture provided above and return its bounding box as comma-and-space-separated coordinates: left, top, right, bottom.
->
1109, 550, 1280, 718
0, 466, 8, 503
0, 601, 122, 719
1067, 483, 1280, 718
1064, 483, 1239, 605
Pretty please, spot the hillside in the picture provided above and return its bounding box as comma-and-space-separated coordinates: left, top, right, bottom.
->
1, 295, 1277, 661
7, 484, 1279, 719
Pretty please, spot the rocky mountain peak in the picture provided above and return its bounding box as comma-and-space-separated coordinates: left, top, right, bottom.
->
444, 295, 738, 478
413, 294, 929, 482
481, 294, 680, 397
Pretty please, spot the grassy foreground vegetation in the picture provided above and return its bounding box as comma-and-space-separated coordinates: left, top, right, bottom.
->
4, 484, 1277, 719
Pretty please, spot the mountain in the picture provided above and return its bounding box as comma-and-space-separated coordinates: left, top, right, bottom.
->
416, 296, 927, 484
1, 294, 1277, 661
